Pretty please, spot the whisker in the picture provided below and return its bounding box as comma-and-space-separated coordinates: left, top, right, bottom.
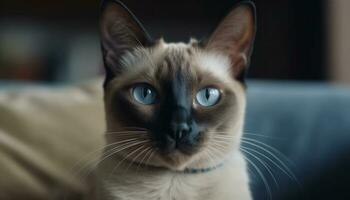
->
105, 134, 149, 139
241, 145, 294, 186
104, 134, 149, 140
100, 140, 148, 162
81, 140, 148, 177
241, 138, 300, 185
71, 140, 127, 172
207, 131, 233, 134
204, 148, 218, 168
144, 149, 156, 168
209, 130, 281, 138
242, 154, 273, 200
211, 135, 235, 139
120, 126, 148, 130
123, 145, 150, 171
212, 138, 234, 144
106, 130, 148, 133
207, 145, 227, 165
242, 137, 296, 166
244, 132, 283, 140
211, 139, 235, 148
241, 147, 279, 189
136, 147, 154, 172
105, 131, 148, 135
210, 141, 229, 153
210, 131, 282, 140
125, 146, 152, 172
109, 144, 148, 176
72, 138, 144, 175
93, 141, 147, 172
211, 131, 298, 187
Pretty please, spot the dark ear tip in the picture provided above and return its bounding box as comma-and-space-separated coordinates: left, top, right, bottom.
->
232, 1, 257, 34
235, 1, 256, 83
235, 1, 256, 10
100, 0, 128, 12
99, 0, 153, 43
233, 1, 256, 20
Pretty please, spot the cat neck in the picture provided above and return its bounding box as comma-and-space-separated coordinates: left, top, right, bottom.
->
102, 148, 238, 175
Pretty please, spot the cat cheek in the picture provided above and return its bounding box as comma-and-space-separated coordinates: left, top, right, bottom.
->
111, 93, 155, 126
124, 100, 156, 124
134, 105, 156, 122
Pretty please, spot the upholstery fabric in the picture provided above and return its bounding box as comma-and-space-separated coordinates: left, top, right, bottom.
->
245, 81, 350, 200
0, 79, 105, 200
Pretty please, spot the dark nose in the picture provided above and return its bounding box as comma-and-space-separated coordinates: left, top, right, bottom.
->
158, 106, 199, 152
172, 122, 191, 141
170, 107, 191, 140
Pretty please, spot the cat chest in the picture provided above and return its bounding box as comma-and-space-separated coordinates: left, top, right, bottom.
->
107, 173, 210, 200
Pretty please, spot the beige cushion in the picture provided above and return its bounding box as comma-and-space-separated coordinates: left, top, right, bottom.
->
0, 78, 105, 200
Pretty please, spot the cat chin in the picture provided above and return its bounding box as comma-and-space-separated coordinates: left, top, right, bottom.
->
147, 150, 198, 171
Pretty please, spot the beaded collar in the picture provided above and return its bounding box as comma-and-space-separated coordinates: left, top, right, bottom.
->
180, 162, 225, 174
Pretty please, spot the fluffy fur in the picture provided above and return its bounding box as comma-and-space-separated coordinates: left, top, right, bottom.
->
96, 1, 256, 199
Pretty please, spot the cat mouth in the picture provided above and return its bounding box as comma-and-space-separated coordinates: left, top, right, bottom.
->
155, 130, 203, 155
154, 133, 205, 169
158, 150, 196, 170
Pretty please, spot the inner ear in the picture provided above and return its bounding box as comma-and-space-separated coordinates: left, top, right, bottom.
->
100, 0, 153, 83
205, 2, 256, 81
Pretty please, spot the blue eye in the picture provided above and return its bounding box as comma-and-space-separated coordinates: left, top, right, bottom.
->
196, 87, 220, 107
132, 84, 157, 105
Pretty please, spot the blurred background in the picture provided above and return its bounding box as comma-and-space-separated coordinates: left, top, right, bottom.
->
1, 1, 350, 200
0, 0, 349, 84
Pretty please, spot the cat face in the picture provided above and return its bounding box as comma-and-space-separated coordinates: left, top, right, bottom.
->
100, 0, 256, 170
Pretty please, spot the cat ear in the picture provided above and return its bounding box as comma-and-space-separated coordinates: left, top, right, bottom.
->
100, 0, 152, 82
205, 1, 256, 81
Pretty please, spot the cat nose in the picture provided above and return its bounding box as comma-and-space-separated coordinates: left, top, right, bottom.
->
159, 106, 200, 152
170, 107, 191, 140
160, 120, 199, 152
172, 122, 191, 140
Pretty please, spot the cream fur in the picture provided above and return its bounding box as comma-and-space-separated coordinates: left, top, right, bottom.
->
98, 152, 251, 200
97, 42, 252, 200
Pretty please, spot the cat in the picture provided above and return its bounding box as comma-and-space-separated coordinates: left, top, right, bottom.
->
96, 0, 256, 199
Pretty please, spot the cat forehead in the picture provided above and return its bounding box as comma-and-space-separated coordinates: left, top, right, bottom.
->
119, 41, 233, 82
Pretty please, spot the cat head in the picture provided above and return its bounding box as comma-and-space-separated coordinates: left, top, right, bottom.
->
100, 0, 256, 170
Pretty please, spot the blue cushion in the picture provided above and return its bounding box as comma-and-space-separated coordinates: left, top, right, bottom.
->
245, 81, 350, 200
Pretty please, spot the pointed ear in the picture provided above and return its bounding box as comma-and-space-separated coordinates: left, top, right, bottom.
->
100, 0, 152, 82
205, 1, 256, 81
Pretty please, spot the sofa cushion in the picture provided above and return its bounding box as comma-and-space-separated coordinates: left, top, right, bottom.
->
245, 81, 350, 200
0, 79, 105, 200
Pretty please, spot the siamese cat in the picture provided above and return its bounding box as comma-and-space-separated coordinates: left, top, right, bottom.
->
97, 0, 256, 199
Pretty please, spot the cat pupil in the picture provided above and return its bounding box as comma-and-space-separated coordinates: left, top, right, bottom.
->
205, 89, 210, 100
143, 88, 150, 98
